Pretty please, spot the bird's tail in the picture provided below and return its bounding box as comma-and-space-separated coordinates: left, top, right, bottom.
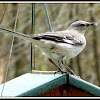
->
0, 27, 34, 43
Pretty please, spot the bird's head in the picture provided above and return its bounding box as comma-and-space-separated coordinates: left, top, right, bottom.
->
67, 20, 97, 34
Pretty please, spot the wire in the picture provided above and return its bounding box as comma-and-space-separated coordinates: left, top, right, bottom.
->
0, 4, 8, 25
43, 3, 52, 32
31, 3, 35, 72
43, 3, 62, 73
33, 4, 35, 70
1, 4, 20, 97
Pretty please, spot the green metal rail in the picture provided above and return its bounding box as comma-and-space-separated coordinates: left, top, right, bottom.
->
0, 73, 100, 97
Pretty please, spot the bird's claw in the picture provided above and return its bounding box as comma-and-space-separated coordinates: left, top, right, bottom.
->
54, 70, 68, 76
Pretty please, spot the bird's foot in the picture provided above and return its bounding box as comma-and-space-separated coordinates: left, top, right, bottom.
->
53, 70, 81, 79
54, 69, 68, 76
70, 71, 81, 79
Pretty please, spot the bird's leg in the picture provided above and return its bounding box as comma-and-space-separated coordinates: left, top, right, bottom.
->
48, 58, 62, 73
58, 60, 63, 74
61, 60, 81, 78
48, 59, 67, 74
61, 60, 76, 75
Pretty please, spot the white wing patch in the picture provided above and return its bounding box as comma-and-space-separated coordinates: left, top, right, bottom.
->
63, 39, 75, 44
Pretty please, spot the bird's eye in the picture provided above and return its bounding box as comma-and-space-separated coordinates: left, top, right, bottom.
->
80, 23, 85, 26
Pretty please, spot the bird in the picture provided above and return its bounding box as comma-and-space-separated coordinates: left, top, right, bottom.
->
0, 20, 97, 75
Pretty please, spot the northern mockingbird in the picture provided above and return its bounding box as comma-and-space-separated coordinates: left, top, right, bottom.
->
0, 20, 97, 75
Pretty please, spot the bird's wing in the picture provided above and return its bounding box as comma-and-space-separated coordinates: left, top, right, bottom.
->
33, 31, 84, 45
0, 27, 84, 45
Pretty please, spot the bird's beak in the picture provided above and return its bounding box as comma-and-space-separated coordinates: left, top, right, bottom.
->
89, 22, 98, 26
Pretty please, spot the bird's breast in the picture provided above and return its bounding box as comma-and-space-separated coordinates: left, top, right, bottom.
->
54, 41, 86, 60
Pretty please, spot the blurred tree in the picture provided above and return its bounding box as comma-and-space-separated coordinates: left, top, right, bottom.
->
0, 4, 8, 84
89, 3, 100, 86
